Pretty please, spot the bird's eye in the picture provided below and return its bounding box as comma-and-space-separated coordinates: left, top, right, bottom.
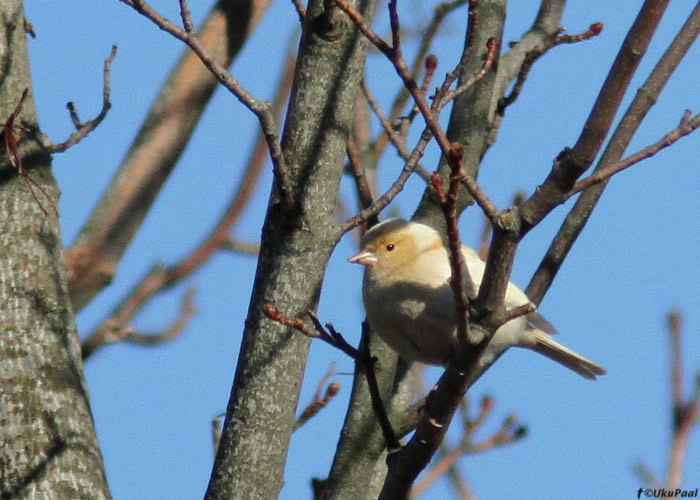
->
386, 244, 394, 251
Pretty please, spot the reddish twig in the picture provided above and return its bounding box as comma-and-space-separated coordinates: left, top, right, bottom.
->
431, 145, 470, 343
373, 0, 469, 160
339, 0, 498, 233
263, 306, 401, 449
50, 45, 117, 153
66, 0, 274, 312
123, 288, 198, 346
455, 169, 499, 224
262, 305, 360, 359
220, 238, 260, 256
346, 135, 377, 226
82, 286, 197, 356
665, 311, 700, 491
0, 88, 58, 217
294, 364, 341, 431
341, 123, 435, 233
437, 38, 498, 111
633, 311, 700, 491
497, 23, 603, 116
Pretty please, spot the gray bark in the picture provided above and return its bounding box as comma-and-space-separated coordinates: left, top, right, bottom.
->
0, 2, 111, 498
204, 0, 380, 498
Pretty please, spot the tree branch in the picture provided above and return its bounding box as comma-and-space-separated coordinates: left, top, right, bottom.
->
66, 0, 273, 311
49, 45, 117, 153
526, 1, 700, 304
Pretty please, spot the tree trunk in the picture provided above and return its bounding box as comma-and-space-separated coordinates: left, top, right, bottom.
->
204, 0, 380, 498
0, 2, 111, 498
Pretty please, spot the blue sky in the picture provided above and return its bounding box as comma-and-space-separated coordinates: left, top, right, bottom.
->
23, 1, 700, 499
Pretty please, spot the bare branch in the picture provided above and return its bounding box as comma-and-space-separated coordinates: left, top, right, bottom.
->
346, 135, 377, 225
178, 0, 195, 33
220, 238, 260, 256
496, 24, 602, 117
456, 170, 499, 224
361, 79, 431, 182
633, 461, 661, 489
79, 51, 294, 359
411, 395, 525, 498
526, 1, 700, 304
520, 0, 671, 232
294, 364, 341, 431
119, 0, 293, 206
372, 0, 469, 161
66, 0, 274, 311
123, 288, 198, 346
569, 109, 700, 195
50, 45, 117, 153
341, 124, 434, 233
665, 311, 700, 491
263, 306, 401, 449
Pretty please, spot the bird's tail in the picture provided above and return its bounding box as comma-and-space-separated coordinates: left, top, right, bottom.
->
527, 330, 606, 381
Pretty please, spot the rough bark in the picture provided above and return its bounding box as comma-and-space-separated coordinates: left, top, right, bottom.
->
0, 2, 111, 498
203, 0, 379, 498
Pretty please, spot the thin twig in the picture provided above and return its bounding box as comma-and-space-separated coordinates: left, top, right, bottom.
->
411, 395, 525, 498
262, 305, 360, 359
120, 0, 294, 207
665, 311, 700, 491
341, 124, 434, 232
82, 285, 197, 356
431, 146, 470, 343
263, 306, 400, 449
294, 364, 340, 431
497, 23, 603, 117
373, 0, 468, 160
124, 288, 198, 346
525, 1, 700, 305
50, 45, 117, 153
79, 51, 294, 359
339, 0, 498, 232
220, 238, 260, 256
0, 88, 58, 217
346, 135, 377, 224
361, 79, 431, 182
632, 461, 661, 489
178, 0, 195, 32
520, 0, 671, 232
456, 170, 499, 224
569, 110, 700, 196
66, 0, 274, 312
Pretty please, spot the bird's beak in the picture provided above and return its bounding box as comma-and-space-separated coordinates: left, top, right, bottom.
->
348, 249, 377, 266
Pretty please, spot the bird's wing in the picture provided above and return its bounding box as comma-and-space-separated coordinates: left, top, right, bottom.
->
526, 311, 558, 335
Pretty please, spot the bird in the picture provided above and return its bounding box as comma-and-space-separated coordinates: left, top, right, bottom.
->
348, 218, 606, 380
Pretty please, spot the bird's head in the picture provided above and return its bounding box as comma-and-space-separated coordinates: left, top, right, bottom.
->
348, 219, 443, 278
